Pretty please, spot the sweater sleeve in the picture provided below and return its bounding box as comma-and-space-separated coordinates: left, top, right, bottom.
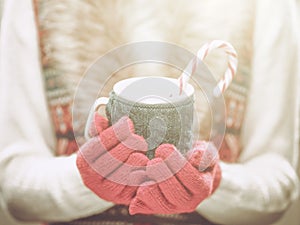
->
0, 0, 113, 222
196, 0, 300, 225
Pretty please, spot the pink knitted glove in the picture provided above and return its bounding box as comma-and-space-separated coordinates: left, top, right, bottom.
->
77, 113, 149, 205
129, 142, 221, 215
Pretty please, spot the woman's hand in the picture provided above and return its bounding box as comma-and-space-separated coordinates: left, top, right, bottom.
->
76, 113, 149, 205
129, 142, 221, 215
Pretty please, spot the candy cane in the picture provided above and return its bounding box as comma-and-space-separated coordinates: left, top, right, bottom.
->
178, 40, 238, 97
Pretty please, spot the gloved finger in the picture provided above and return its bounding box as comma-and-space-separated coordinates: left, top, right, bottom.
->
102, 171, 148, 205
129, 181, 175, 215
76, 153, 106, 196
155, 144, 210, 194
129, 180, 155, 215
99, 116, 135, 150
146, 158, 192, 206
91, 134, 148, 178
116, 153, 150, 202
117, 170, 147, 205
88, 113, 109, 137
104, 152, 149, 185
186, 146, 205, 168
155, 144, 187, 172
188, 149, 218, 171
114, 170, 149, 205
186, 142, 207, 166
126, 152, 149, 180
81, 115, 147, 166
84, 153, 148, 205
91, 143, 134, 178
211, 163, 222, 194
78, 136, 108, 164
188, 141, 219, 171
80, 117, 135, 163
127, 169, 148, 186
104, 134, 148, 162
100, 169, 149, 206
122, 133, 148, 153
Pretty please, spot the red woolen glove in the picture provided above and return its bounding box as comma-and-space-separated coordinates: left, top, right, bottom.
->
129, 142, 221, 215
76, 113, 149, 205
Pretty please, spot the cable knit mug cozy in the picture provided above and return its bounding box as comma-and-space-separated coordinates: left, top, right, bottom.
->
85, 77, 195, 159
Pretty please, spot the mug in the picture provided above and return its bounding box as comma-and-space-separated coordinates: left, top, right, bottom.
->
85, 76, 195, 158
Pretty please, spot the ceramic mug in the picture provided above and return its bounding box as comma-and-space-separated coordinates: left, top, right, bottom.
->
85, 76, 195, 158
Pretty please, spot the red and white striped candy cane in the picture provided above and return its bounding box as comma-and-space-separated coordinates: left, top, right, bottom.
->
178, 40, 238, 97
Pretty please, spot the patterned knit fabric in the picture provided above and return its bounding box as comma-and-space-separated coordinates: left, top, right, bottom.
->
33, 0, 250, 224
106, 91, 195, 158
33, 0, 79, 155
219, 74, 249, 162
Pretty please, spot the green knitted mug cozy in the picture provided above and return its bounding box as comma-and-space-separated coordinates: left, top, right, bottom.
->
106, 91, 194, 158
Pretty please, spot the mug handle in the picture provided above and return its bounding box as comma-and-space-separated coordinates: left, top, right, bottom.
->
84, 97, 109, 140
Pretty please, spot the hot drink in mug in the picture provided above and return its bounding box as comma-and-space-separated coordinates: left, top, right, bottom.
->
86, 76, 195, 158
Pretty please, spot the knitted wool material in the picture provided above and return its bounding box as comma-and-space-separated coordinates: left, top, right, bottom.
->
106, 91, 194, 158
77, 115, 150, 205
129, 144, 221, 215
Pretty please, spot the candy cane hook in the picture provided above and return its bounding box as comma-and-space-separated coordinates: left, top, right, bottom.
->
178, 40, 238, 97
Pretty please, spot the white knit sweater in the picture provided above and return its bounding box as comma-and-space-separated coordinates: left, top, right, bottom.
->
0, 0, 299, 225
